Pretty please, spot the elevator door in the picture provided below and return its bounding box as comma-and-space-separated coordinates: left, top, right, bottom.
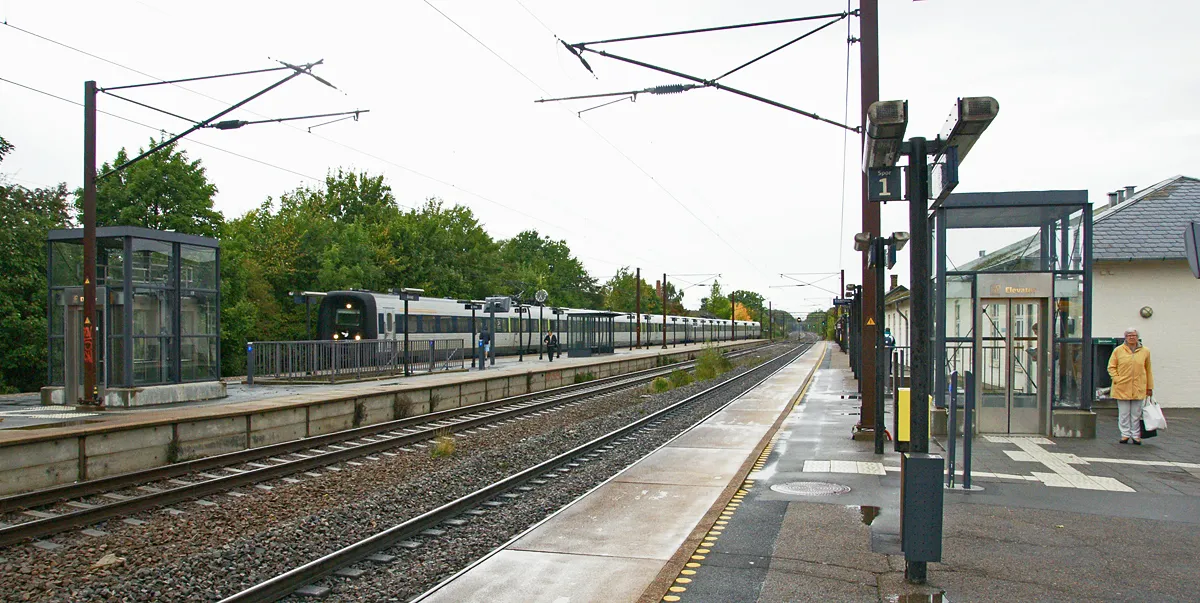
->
977, 298, 1046, 434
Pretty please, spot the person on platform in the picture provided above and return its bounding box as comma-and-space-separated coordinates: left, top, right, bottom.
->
1107, 328, 1153, 445
543, 330, 559, 362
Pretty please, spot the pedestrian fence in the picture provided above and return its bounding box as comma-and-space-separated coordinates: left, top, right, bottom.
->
246, 338, 465, 385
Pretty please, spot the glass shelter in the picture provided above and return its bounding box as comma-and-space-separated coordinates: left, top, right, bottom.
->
47, 227, 221, 405
933, 191, 1092, 435
565, 311, 617, 357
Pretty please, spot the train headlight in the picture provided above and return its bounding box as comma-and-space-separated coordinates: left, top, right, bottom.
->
333, 334, 339, 340
354, 334, 362, 341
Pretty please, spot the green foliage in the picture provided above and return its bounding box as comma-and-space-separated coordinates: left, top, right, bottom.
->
0, 136, 71, 393
601, 267, 684, 314
700, 281, 731, 319
573, 371, 596, 384
82, 139, 224, 238
668, 369, 693, 388
694, 347, 732, 381
498, 230, 601, 308
650, 377, 671, 393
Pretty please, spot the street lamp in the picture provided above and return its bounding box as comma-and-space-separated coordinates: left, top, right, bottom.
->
625, 313, 635, 350
671, 316, 678, 347
458, 299, 484, 369
514, 304, 529, 362
289, 291, 327, 340
863, 96, 998, 585
535, 289, 548, 359
396, 288, 423, 376
552, 307, 566, 358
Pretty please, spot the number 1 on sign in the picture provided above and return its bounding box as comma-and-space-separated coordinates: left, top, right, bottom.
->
878, 174, 891, 197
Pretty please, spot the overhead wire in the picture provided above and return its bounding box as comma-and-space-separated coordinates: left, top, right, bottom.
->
477, 1, 773, 279
0, 20, 614, 253
0, 76, 324, 183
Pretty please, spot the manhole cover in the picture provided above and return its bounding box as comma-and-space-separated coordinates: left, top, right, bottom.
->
771, 481, 851, 496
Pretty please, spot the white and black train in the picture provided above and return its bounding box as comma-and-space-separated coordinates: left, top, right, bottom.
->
316, 290, 760, 356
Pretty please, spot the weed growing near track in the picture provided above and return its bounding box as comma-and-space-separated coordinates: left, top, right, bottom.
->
573, 372, 596, 384
668, 369, 694, 388
650, 377, 671, 393
431, 429, 456, 458
694, 347, 732, 381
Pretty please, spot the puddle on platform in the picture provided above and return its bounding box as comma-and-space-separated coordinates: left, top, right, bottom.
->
852, 504, 881, 526
884, 593, 947, 603
11, 419, 102, 430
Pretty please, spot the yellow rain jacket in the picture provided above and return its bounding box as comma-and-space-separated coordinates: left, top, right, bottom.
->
1107, 344, 1153, 400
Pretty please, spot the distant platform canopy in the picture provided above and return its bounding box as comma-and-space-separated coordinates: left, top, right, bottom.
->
565, 311, 618, 357
47, 227, 221, 400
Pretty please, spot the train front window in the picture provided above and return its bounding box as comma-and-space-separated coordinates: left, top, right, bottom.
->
336, 309, 361, 327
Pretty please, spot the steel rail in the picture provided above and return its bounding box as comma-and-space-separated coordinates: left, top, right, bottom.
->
219, 343, 809, 603
2, 345, 764, 513
0, 345, 773, 546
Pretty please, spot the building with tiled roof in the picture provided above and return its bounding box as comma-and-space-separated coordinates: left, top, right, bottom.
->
951, 176, 1200, 407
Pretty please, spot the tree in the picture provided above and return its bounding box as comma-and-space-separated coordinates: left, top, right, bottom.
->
498, 230, 601, 308
602, 267, 664, 314
0, 135, 72, 392
80, 138, 223, 238
699, 281, 731, 319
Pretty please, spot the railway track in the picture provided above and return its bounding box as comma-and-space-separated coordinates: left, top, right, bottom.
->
0, 344, 776, 548
219, 342, 810, 602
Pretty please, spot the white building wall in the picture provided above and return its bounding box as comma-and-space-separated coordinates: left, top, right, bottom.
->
1093, 260, 1200, 408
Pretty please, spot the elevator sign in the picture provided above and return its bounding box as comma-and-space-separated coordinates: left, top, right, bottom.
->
868, 167, 903, 202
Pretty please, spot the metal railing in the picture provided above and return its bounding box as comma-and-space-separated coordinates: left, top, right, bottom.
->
247, 338, 465, 385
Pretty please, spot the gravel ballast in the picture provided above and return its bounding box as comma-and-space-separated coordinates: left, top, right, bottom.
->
0, 344, 803, 602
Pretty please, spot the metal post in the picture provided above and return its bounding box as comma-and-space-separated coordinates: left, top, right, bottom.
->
905, 135, 931, 585
246, 343, 254, 386
662, 273, 668, 349
538, 305, 544, 359
769, 301, 773, 341
875, 237, 887, 454
964, 370, 975, 489
471, 307, 477, 369
947, 371, 958, 488
305, 297, 312, 340
518, 306, 525, 362
635, 267, 642, 349
403, 296, 411, 377
908, 137, 931, 455
82, 80, 99, 406
859, 0, 881, 443
489, 308, 496, 366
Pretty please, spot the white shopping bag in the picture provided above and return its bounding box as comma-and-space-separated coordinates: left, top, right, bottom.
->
1142, 397, 1167, 431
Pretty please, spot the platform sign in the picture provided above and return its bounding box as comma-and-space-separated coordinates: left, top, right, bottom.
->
868, 167, 903, 202
832, 297, 852, 307
928, 145, 959, 207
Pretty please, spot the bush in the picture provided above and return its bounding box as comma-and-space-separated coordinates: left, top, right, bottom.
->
573, 372, 596, 384
650, 377, 671, 393
668, 370, 693, 388
695, 347, 732, 381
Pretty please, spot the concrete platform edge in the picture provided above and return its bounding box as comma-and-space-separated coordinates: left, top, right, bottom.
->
412, 341, 824, 603
636, 341, 827, 603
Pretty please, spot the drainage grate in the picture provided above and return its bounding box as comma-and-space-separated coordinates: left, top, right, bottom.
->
771, 481, 851, 496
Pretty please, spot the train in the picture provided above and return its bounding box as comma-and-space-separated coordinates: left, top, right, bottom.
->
315, 290, 760, 356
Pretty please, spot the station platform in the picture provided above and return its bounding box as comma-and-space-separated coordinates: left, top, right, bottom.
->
416, 344, 1200, 602
0, 340, 765, 496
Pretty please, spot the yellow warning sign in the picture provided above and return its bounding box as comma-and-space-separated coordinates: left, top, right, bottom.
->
84, 317, 91, 325
866, 317, 875, 326
84, 278, 91, 285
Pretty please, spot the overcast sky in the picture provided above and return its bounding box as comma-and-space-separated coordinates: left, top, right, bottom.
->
3, 1, 1198, 316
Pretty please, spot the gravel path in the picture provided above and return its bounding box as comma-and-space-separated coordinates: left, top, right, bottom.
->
0, 345, 799, 603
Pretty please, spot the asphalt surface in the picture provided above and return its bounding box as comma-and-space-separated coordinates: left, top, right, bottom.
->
669, 350, 1200, 602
